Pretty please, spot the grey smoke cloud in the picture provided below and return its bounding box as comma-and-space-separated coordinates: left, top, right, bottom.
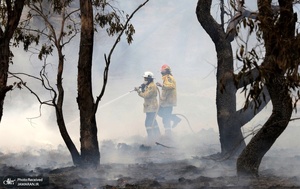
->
0, 1, 299, 181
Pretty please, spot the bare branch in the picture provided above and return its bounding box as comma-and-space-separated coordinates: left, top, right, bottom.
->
8, 71, 53, 107
57, 4, 66, 45
94, 0, 150, 112
9, 71, 43, 82
290, 117, 300, 122
29, 3, 58, 44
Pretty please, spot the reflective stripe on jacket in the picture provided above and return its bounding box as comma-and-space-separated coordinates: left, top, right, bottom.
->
138, 82, 158, 113
160, 74, 177, 107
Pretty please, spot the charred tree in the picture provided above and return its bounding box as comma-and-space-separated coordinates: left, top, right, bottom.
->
55, 46, 82, 166
0, 0, 25, 122
237, 73, 293, 176
77, 0, 100, 168
10, 0, 149, 167
196, 0, 270, 158
237, 0, 297, 176
13, 1, 84, 166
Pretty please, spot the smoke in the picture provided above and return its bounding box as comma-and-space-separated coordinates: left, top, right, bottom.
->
0, 1, 300, 185
2, 0, 217, 150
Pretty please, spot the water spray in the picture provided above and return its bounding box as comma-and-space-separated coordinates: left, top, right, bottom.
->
67, 90, 135, 125
98, 90, 135, 109
66, 88, 194, 134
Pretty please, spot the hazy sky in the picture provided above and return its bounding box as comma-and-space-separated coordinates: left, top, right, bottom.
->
0, 0, 299, 154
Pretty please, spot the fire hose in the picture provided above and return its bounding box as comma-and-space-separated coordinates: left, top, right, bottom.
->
150, 86, 195, 134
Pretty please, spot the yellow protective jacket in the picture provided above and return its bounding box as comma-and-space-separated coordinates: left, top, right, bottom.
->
160, 74, 177, 107
138, 82, 158, 113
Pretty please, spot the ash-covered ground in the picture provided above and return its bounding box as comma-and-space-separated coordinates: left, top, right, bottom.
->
0, 129, 300, 189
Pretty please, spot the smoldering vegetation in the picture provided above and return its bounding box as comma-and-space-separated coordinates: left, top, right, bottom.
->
0, 128, 219, 170
0, 128, 299, 188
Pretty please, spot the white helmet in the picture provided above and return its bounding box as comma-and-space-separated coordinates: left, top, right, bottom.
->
143, 71, 154, 79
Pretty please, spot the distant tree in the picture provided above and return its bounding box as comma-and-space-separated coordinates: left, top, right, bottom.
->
0, 0, 25, 122
195, 0, 270, 158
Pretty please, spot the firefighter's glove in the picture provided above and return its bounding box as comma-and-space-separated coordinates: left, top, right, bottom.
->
156, 82, 162, 87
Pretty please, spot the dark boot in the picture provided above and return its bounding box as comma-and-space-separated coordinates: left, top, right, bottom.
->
172, 115, 181, 128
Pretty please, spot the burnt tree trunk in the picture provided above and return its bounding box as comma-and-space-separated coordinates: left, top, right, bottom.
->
77, 0, 100, 167
0, 39, 12, 122
237, 0, 295, 176
237, 74, 293, 176
196, 0, 243, 156
55, 46, 81, 166
0, 0, 25, 122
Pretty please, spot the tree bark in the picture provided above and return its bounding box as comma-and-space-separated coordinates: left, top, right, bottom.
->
0, 0, 25, 122
0, 40, 12, 122
77, 0, 100, 168
237, 74, 293, 176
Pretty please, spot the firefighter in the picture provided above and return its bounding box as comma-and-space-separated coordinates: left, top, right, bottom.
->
135, 71, 161, 140
156, 64, 181, 137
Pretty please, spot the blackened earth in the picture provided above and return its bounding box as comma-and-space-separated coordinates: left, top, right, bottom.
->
0, 133, 299, 189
